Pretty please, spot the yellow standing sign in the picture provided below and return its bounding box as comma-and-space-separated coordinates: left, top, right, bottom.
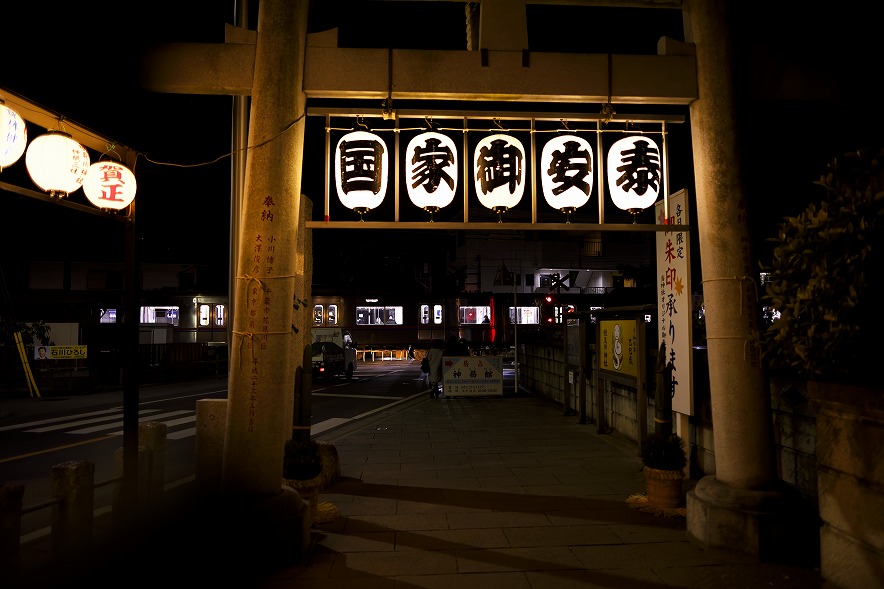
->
14, 332, 40, 398
599, 319, 639, 378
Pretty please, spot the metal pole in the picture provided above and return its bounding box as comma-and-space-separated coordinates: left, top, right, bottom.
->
229, 0, 249, 358
121, 207, 139, 521
513, 263, 518, 394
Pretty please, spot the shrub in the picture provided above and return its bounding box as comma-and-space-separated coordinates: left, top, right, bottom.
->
761, 147, 884, 386
641, 433, 687, 471
282, 438, 322, 481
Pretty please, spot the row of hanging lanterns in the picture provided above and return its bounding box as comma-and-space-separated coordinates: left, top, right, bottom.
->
1, 101, 137, 211
334, 122, 661, 222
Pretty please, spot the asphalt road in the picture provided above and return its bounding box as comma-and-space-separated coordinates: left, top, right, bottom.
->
0, 358, 430, 539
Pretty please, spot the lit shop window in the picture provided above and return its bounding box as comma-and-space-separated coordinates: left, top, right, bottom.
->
100, 309, 117, 324
328, 305, 338, 325
215, 305, 226, 326
356, 306, 403, 325
313, 305, 324, 326
199, 305, 210, 326
433, 304, 442, 325
420, 305, 430, 325
459, 306, 491, 325
141, 306, 180, 326
508, 306, 540, 325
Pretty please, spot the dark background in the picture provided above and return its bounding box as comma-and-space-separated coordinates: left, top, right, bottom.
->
2, 1, 880, 294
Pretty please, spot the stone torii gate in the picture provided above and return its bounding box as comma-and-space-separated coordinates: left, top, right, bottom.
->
141, 0, 795, 560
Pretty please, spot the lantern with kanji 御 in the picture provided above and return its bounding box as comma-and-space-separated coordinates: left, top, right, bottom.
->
541, 134, 593, 223
335, 129, 388, 221
607, 135, 661, 220
474, 133, 525, 222
83, 160, 137, 211
25, 131, 90, 197
406, 131, 458, 221
0, 102, 27, 170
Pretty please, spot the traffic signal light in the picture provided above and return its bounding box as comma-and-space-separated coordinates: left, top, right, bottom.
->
542, 294, 556, 323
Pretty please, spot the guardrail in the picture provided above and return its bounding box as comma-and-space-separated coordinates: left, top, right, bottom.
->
356, 347, 411, 362
0, 421, 168, 579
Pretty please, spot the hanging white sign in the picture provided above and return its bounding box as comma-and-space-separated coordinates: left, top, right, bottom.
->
405, 131, 458, 210
473, 133, 525, 212
335, 130, 388, 212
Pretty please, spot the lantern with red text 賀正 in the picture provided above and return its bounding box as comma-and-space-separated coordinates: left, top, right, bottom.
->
607, 135, 662, 221
406, 131, 458, 221
25, 131, 90, 197
83, 161, 137, 211
0, 102, 28, 170
541, 134, 593, 223
335, 130, 388, 221
474, 133, 525, 222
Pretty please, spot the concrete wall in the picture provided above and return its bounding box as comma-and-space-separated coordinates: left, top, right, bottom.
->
519, 340, 818, 501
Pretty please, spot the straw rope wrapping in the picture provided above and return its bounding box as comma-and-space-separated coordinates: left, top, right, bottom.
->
231, 273, 298, 368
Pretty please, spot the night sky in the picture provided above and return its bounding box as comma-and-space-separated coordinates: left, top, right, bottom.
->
2, 2, 880, 293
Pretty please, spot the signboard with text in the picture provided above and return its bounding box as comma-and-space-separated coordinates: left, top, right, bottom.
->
599, 319, 639, 379
34, 345, 88, 360
441, 356, 503, 397
655, 189, 693, 416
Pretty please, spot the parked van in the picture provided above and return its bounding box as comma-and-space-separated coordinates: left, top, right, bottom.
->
311, 328, 357, 380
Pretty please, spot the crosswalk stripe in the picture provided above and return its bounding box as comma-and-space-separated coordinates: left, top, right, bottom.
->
25, 409, 164, 433
0, 408, 126, 432
68, 410, 194, 434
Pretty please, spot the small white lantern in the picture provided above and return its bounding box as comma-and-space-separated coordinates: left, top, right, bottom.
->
541, 134, 593, 223
607, 135, 661, 218
83, 161, 137, 210
0, 103, 27, 170
405, 131, 458, 221
334, 130, 388, 220
25, 131, 90, 197
474, 133, 525, 221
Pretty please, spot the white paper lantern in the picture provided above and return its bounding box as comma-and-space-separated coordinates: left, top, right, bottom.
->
25, 132, 90, 197
405, 131, 458, 218
607, 135, 661, 212
83, 161, 137, 210
474, 134, 525, 217
541, 134, 593, 216
0, 103, 27, 170
334, 130, 388, 218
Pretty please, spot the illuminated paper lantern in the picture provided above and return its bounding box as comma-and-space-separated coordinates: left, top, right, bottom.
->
474, 133, 525, 219
406, 131, 458, 221
334, 130, 388, 219
83, 161, 137, 210
541, 134, 593, 221
607, 135, 661, 213
0, 103, 27, 170
25, 131, 90, 197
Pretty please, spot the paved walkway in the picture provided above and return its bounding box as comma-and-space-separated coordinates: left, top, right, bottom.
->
15, 386, 824, 588
265, 392, 822, 588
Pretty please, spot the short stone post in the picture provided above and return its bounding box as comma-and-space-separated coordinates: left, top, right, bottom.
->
112, 445, 147, 532
50, 460, 94, 565
0, 483, 25, 576
195, 398, 227, 494
138, 421, 168, 506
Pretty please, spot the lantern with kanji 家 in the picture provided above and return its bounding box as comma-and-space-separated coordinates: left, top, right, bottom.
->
406, 131, 458, 221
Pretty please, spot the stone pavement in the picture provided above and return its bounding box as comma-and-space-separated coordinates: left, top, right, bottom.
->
260, 392, 823, 589
14, 386, 824, 588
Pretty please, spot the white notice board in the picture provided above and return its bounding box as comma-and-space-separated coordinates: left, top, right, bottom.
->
442, 356, 503, 397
